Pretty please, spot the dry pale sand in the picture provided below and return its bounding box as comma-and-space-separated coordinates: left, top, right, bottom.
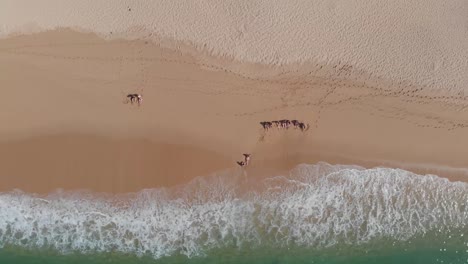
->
1, 30, 468, 193
1, 0, 467, 93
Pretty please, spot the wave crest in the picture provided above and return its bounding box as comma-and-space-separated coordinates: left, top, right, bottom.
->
0, 162, 467, 258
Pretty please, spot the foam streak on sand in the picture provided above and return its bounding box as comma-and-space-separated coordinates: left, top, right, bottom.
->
0, 0, 467, 93
0, 163, 466, 259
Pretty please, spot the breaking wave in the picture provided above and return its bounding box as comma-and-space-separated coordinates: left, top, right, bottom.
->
0, 162, 467, 259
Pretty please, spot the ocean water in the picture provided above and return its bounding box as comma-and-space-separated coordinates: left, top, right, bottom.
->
0, 162, 467, 263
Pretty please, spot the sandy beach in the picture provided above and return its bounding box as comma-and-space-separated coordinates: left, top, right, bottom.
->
0, 2, 467, 263
0, 29, 468, 193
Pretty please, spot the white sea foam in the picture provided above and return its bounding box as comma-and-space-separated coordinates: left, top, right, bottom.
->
0, 0, 467, 93
0, 163, 467, 259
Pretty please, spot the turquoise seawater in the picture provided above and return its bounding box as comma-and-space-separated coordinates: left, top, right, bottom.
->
1, 239, 467, 264
0, 163, 467, 263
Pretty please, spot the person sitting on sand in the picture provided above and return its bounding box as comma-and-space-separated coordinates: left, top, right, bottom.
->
298, 122, 309, 132
280, 119, 291, 129
127, 94, 137, 103
243, 154, 251, 165
271, 120, 280, 128
260, 121, 272, 130
126, 93, 143, 105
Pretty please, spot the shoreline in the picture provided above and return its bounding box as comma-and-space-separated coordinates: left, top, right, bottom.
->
1, 30, 468, 193
1, 132, 467, 194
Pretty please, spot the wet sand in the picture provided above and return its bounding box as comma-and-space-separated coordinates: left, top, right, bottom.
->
1, 30, 468, 193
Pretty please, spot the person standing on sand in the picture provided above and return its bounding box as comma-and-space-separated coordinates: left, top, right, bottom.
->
237, 154, 251, 168
243, 154, 251, 166
136, 94, 143, 106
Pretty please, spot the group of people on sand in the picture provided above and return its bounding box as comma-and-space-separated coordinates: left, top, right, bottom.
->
123, 96, 303, 169
126, 93, 143, 106
260, 119, 309, 131
236, 154, 251, 167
